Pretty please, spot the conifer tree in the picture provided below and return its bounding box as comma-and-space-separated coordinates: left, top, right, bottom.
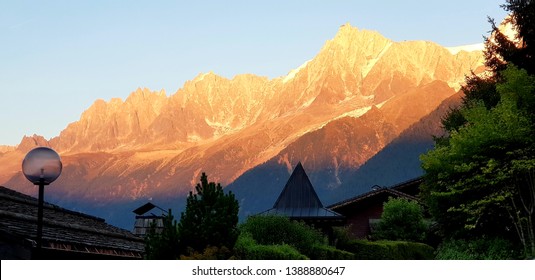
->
442, 0, 535, 132
144, 209, 181, 259
177, 173, 239, 255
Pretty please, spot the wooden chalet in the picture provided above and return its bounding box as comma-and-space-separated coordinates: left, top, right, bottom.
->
259, 162, 345, 239
0, 186, 144, 259
327, 177, 422, 239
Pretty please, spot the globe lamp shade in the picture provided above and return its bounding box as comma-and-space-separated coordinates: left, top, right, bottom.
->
22, 147, 62, 185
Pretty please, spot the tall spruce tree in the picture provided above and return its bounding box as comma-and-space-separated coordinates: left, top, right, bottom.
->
442, 0, 535, 132
487, 0, 535, 75
177, 173, 239, 254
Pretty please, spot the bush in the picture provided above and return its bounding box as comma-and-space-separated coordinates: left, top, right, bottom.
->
339, 240, 434, 260
332, 226, 354, 249
373, 197, 427, 242
234, 232, 308, 260
179, 246, 232, 260
308, 244, 354, 260
240, 215, 326, 256
435, 237, 516, 260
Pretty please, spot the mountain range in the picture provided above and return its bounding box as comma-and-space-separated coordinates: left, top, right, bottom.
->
0, 23, 485, 229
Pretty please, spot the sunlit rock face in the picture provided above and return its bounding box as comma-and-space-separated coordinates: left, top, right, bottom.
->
1, 24, 484, 206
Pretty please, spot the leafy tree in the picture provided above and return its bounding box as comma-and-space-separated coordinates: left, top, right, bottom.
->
372, 197, 427, 242
177, 173, 239, 255
422, 1, 535, 258
435, 237, 516, 260
505, 159, 535, 257
421, 65, 535, 256
144, 209, 180, 259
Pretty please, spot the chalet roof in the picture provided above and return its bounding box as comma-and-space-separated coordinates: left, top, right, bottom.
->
327, 180, 420, 211
0, 186, 144, 259
390, 177, 423, 196
259, 162, 344, 220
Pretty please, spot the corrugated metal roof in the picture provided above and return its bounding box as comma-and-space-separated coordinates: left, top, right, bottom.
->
260, 162, 344, 219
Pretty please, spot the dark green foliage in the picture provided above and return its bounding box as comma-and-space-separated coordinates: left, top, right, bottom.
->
441, 0, 535, 132
440, 107, 466, 135
144, 209, 180, 259
463, 75, 501, 109
178, 173, 240, 254
332, 226, 354, 249
421, 65, 535, 256
435, 237, 516, 260
179, 246, 232, 260
487, 0, 535, 75
372, 197, 427, 242
308, 244, 354, 260
237, 215, 355, 259
233, 232, 308, 260
240, 215, 326, 257
338, 240, 435, 260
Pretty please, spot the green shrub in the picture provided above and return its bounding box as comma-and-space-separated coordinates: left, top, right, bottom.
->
179, 246, 232, 260
332, 226, 354, 249
240, 215, 326, 256
233, 232, 308, 260
308, 244, 354, 260
341, 240, 390, 259
435, 237, 516, 260
373, 197, 427, 242
339, 240, 434, 260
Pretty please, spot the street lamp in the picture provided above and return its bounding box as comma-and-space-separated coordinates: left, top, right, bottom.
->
22, 147, 62, 258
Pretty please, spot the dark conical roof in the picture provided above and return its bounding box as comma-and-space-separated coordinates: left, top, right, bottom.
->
273, 162, 323, 209
260, 162, 343, 219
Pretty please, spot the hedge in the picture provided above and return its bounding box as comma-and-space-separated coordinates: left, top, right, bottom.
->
234, 232, 308, 260
339, 240, 435, 260
308, 244, 354, 260
240, 215, 326, 257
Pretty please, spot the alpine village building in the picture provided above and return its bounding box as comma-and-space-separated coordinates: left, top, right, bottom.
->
0, 186, 144, 259
0, 162, 423, 259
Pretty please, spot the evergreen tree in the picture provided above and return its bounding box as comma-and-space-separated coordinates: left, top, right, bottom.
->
144, 209, 181, 259
487, 0, 535, 75
442, 0, 535, 132
177, 173, 239, 255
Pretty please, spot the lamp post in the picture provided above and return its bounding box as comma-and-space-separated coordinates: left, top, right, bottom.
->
22, 147, 62, 258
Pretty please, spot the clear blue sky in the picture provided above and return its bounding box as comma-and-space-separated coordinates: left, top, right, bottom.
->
0, 0, 508, 146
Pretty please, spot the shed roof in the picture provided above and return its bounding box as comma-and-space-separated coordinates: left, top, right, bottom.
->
0, 186, 144, 259
259, 162, 344, 220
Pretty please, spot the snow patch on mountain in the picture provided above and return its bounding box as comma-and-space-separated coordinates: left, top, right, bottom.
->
446, 43, 484, 55
283, 60, 311, 83
361, 42, 393, 77
335, 106, 373, 120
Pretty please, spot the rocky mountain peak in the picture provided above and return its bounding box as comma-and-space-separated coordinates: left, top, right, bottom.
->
0, 23, 491, 219
16, 134, 50, 153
